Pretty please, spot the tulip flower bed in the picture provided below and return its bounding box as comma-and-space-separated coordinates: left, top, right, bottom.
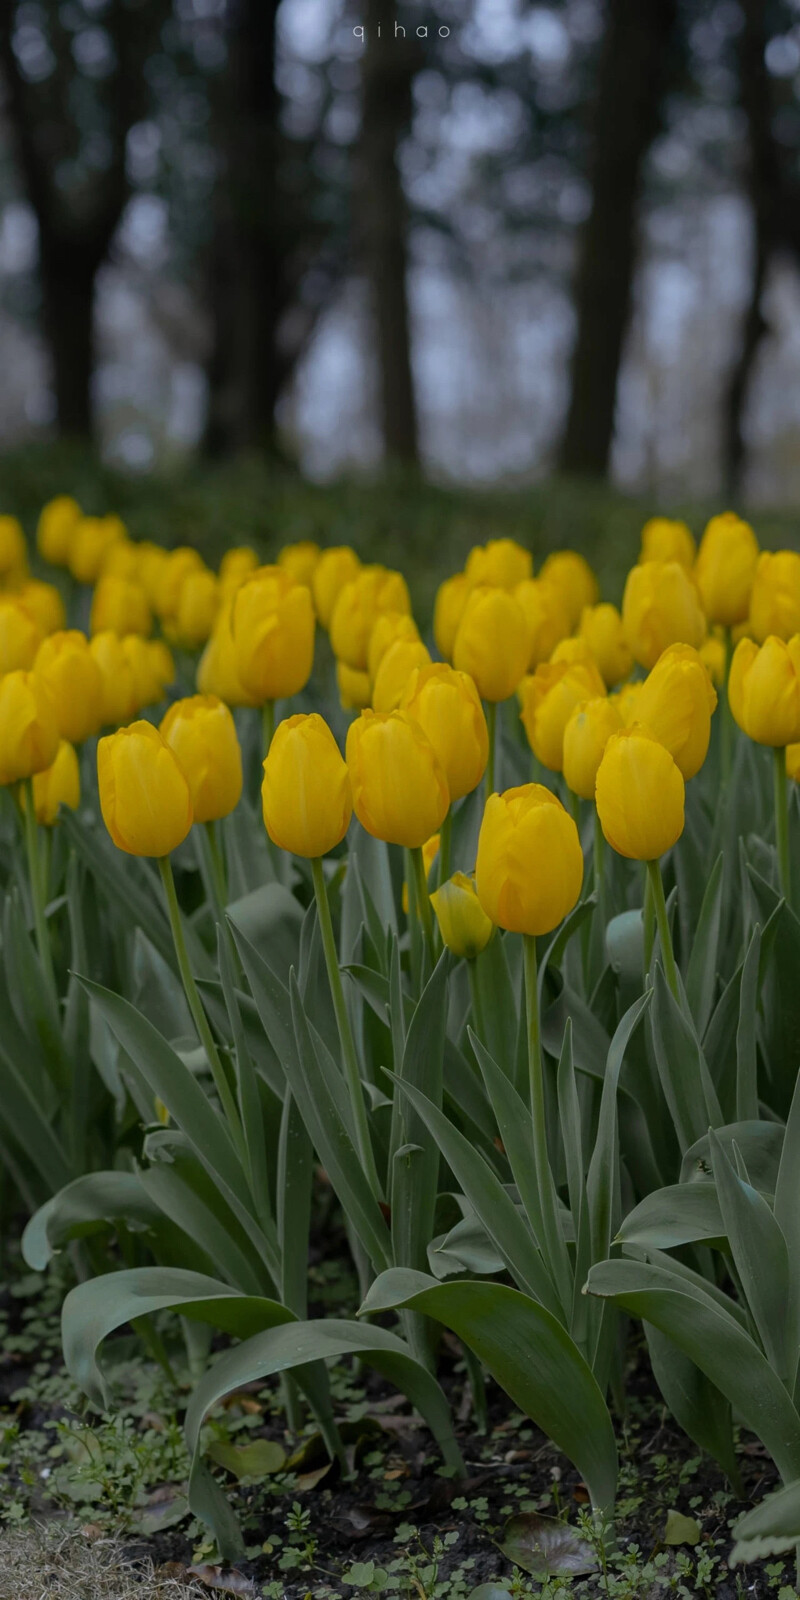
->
5, 496, 800, 1596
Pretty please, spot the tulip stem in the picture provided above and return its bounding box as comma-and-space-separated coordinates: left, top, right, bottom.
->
203, 819, 228, 909
646, 859, 680, 1001
523, 934, 570, 1309
262, 699, 275, 755
158, 855, 245, 1148
411, 845, 436, 968
437, 809, 452, 888
311, 856, 382, 1203
773, 745, 791, 906
22, 777, 58, 1007
721, 628, 734, 785
485, 702, 497, 795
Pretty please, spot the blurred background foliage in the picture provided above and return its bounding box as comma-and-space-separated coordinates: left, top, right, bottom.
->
1, 0, 800, 564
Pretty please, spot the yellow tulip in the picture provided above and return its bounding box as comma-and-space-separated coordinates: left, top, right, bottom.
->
401, 661, 488, 801
622, 560, 706, 670
430, 872, 494, 958
0, 515, 27, 583
615, 681, 643, 725
196, 600, 258, 707
595, 727, 685, 860
154, 547, 207, 628
172, 569, 219, 649
433, 573, 470, 661
90, 574, 152, 638
0, 596, 42, 674
465, 538, 532, 591
728, 635, 800, 747
278, 541, 320, 587
787, 744, 800, 783
100, 539, 142, 582
69, 515, 127, 584
336, 659, 371, 711
90, 631, 138, 726
515, 578, 571, 668
578, 602, 633, 688
699, 629, 727, 688
262, 713, 352, 857
160, 694, 242, 823
34, 630, 104, 743
367, 611, 420, 682
98, 721, 193, 857
0, 670, 59, 784
121, 635, 173, 713
635, 643, 718, 779
475, 784, 584, 936
17, 580, 65, 637
231, 566, 315, 702
330, 566, 410, 669
219, 546, 258, 590
312, 546, 361, 628
695, 512, 759, 627
29, 740, 80, 825
539, 550, 599, 628
372, 638, 431, 713
37, 495, 81, 566
639, 517, 696, 569
453, 586, 530, 702
562, 696, 624, 799
346, 709, 449, 848
519, 658, 606, 772
137, 542, 171, 605
748, 551, 800, 643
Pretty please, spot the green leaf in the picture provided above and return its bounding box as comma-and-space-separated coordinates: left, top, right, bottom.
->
500, 1512, 598, 1577
586, 1256, 800, 1483
735, 926, 761, 1122
644, 1325, 739, 1489
709, 1129, 791, 1382
616, 1185, 725, 1251
684, 854, 724, 1038
681, 1121, 783, 1193
206, 1439, 286, 1480
21, 1172, 162, 1272
391, 952, 449, 1277
730, 1477, 800, 1563
360, 1270, 617, 1514
649, 965, 721, 1151
663, 1510, 701, 1547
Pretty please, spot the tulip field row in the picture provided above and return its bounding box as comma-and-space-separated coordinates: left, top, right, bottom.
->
3, 498, 800, 1586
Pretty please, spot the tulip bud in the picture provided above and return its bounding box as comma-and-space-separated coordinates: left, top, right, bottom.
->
0, 670, 60, 784
515, 579, 571, 668
196, 600, 259, 708
219, 546, 258, 591
100, 539, 142, 582
695, 512, 759, 627
17, 580, 66, 637
262, 713, 352, 857
622, 560, 706, 670
312, 546, 361, 628
330, 566, 410, 670
90, 574, 152, 638
337, 659, 371, 711
430, 872, 494, 958
160, 694, 243, 822
465, 538, 532, 591
98, 721, 193, 856
0, 597, 42, 674
278, 541, 320, 587
748, 551, 800, 643
121, 635, 173, 713
372, 638, 431, 712
37, 496, 81, 566
615, 681, 643, 725
367, 612, 421, 682
635, 643, 717, 779
29, 740, 80, 825
519, 658, 606, 772
699, 630, 727, 688
728, 635, 800, 746
69, 515, 126, 584
538, 550, 599, 628
401, 661, 488, 801
0, 515, 27, 583
787, 743, 800, 783
475, 784, 584, 935
138, 543, 171, 605
639, 517, 696, 569
90, 631, 138, 726
172, 569, 219, 649
453, 586, 530, 703
595, 727, 685, 860
346, 709, 449, 849
156, 547, 207, 626
34, 630, 104, 744
578, 602, 633, 688
433, 573, 470, 660
563, 696, 623, 799
230, 567, 315, 703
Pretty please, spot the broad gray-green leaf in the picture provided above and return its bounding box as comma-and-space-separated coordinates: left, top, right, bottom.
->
730, 1477, 800, 1564
500, 1512, 597, 1578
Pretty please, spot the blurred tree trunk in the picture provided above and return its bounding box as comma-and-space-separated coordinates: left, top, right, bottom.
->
203, 0, 288, 458
39, 249, 100, 436
357, 0, 420, 467
559, 0, 677, 478
723, 0, 783, 496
